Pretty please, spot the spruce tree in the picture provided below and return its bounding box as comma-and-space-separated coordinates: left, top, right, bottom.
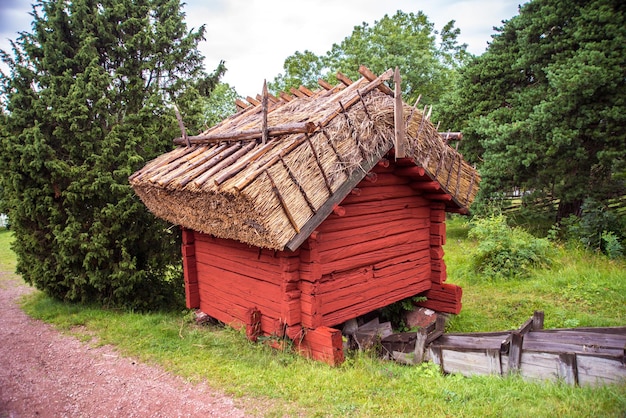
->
0, 0, 222, 309
440, 0, 626, 219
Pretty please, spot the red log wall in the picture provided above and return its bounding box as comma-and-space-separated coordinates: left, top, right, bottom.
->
181, 162, 462, 364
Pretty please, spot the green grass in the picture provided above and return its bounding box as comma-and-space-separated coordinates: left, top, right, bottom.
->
2, 226, 625, 417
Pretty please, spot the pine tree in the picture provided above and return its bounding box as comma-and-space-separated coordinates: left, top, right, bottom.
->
0, 0, 222, 309
441, 0, 626, 219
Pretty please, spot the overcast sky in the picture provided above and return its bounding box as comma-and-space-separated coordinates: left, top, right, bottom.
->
0, 0, 525, 97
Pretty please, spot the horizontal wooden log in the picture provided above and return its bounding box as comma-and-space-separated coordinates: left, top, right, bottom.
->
340, 184, 417, 205
316, 217, 430, 253
196, 263, 283, 315
304, 268, 429, 323
430, 246, 445, 260
356, 172, 410, 188
336, 195, 431, 218
410, 181, 441, 192
322, 277, 432, 327
173, 122, 317, 145
320, 239, 430, 275
424, 193, 453, 201
319, 229, 430, 269
395, 166, 426, 178
316, 206, 431, 234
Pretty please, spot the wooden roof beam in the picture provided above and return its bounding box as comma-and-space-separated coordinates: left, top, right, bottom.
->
246, 96, 261, 106
318, 78, 333, 90
336, 71, 353, 86
235, 98, 250, 111
289, 87, 306, 98
358, 65, 394, 96
298, 85, 316, 97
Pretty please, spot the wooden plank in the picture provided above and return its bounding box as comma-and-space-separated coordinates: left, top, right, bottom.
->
576, 353, 626, 386
508, 332, 524, 374
393, 67, 406, 158
558, 353, 578, 386
432, 348, 503, 377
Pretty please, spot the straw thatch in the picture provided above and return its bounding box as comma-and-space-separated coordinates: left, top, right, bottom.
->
130, 67, 480, 251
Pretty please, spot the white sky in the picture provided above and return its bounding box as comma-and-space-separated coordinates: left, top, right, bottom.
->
0, 0, 525, 98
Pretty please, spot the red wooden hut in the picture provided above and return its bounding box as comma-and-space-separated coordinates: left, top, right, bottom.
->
130, 67, 480, 365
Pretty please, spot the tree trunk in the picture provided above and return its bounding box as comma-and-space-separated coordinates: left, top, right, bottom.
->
557, 199, 583, 222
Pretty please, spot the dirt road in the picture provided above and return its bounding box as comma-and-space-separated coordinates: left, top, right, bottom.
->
0, 274, 249, 417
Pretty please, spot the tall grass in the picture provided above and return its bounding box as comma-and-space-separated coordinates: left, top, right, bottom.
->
2, 226, 625, 417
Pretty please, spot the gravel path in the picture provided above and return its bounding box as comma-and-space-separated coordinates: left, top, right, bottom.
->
0, 273, 249, 418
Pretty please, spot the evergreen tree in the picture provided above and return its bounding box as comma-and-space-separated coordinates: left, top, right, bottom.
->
441, 0, 626, 219
0, 0, 223, 309
270, 11, 469, 105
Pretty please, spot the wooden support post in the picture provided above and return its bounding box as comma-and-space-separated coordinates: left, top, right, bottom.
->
413, 328, 428, 364
173, 104, 190, 147
508, 331, 524, 374
393, 67, 406, 158
261, 80, 269, 144
558, 353, 579, 386
297, 326, 344, 366
181, 228, 199, 308
533, 311, 545, 330
245, 307, 262, 342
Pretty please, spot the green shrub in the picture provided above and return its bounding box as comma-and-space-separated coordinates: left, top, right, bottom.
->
468, 215, 556, 279
560, 198, 625, 258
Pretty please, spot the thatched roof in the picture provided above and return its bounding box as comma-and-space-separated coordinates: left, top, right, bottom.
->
130, 66, 480, 251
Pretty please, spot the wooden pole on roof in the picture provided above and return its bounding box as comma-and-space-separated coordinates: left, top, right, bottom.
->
393, 67, 406, 158
262, 80, 269, 144
173, 104, 190, 147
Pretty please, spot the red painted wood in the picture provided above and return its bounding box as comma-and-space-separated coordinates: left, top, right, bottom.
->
332, 205, 346, 217
196, 263, 283, 316
319, 229, 430, 267
318, 262, 431, 311
430, 208, 446, 222
395, 166, 426, 177
317, 206, 430, 234
322, 277, 432, 327
356, 172, 410, 187
340, 184, 417, 205
424, 193, 452, 201
182, 228, 195, 245
317, 217, 429, 253
430, 246, 445, 260
297, 326, 344, 366
430, 222, 446, 238
245, 307, 262, 342
322, 240, 431, 275
410, 181, 441, 192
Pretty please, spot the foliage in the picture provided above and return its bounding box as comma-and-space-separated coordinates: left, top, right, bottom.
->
559, 198, 625, 258
0, 0, 224, 309
269, 11, 470, 105
440, 0, 626, 220
200, 81, 239, 129
467, 215, 556, 279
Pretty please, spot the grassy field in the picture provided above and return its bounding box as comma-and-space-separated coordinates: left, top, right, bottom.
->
1, 226, 625, 417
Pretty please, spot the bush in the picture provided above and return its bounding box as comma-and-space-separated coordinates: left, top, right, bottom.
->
560, 198, 625, 258
468, 215, 556, 279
